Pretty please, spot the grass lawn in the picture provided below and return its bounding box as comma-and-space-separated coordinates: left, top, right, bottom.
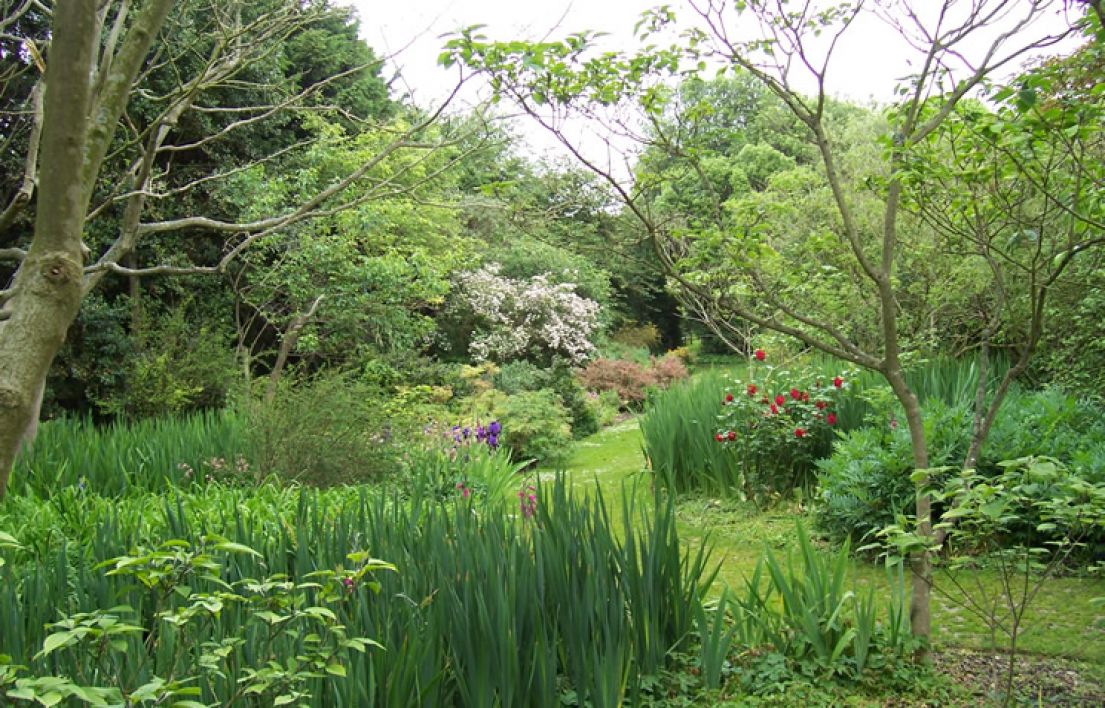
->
549, 415, 1105, 699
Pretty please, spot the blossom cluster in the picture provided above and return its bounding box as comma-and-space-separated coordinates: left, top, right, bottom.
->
714, 349, 849, 449
453, 263, 601, 364
449, 420, 503, 450
518, 485, 537, 518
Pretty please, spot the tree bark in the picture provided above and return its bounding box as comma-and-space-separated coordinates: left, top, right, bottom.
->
265, 296, 323, 403
0, 1, 99, 500
889, 371, 933, 653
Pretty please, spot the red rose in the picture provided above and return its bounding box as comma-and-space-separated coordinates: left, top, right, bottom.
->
833, 376, 844, 388
790, 388, 800, 400
754, 349, 766, 361
774, 394, 786, 406
727, 430, 737, 441
815, 400, 828, 410
715, 433, 724, 442
769, 403, 779, 415
827, 412, 837, 425
747, 384, 758, 396
725, 393, 734, 403
794, 428, 807, 438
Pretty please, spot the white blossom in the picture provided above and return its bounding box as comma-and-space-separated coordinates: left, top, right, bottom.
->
453, 263, 601, 364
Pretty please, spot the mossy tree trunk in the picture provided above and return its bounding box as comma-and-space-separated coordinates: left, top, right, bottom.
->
0, 0, 174, 500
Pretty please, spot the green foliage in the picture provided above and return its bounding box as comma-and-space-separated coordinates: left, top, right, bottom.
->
492, 389, 574, 467
729, 523, 915, 688
610, 322, 662, 351
493, 361, 601, 438
817, 387, 1105, 549
82, 303, 237, 421
877, 457, 1105, 704
0, 535, 388, 706
11, 411, 248, 498
0, 477, 713, 707
640, 371, 744, 496
241, 371, 403, 485
714, 359, 851, 500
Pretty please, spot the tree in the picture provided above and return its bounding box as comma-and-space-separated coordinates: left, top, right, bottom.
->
445, 0, 1087, 653
0, 0, 482, 498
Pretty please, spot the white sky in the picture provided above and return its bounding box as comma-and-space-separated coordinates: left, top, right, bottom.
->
348, 1, 1082, 166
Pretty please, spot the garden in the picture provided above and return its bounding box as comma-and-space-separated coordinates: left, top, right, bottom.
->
2, 0, 1105, 706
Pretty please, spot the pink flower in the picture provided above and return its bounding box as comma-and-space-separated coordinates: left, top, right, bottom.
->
827, 412, 837, 425
774, 394, 786, 406
790, 388, 801, 400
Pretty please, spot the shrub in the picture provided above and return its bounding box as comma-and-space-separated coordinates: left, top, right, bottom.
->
448, 263, 601, 365
241, 371, 403, 485
494, 389, 574, 467
578, 355, 688, 410
493, 360, 550, 394
585, 390, 622, 429
714, 360, 850, 500
650, 354, 690, 388
814, 397, 971, 546
578, 358, 657, 408
99, 308, 237, 420
609, 322, 662, 350
815, 388, 1105, 549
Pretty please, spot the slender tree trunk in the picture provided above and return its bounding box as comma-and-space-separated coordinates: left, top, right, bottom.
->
0, 1, 99, 500
265, 296, 323, 403
886, 367, 933, 657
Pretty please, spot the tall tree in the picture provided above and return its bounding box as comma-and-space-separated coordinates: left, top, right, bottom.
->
446, 0, 1084, 652
0, 0, 479, 498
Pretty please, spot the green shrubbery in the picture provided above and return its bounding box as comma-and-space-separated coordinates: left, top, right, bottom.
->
815, 388, 1105, 549
242, 371, 406, 486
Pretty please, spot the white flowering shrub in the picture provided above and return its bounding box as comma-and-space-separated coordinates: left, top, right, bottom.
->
452, 264, 601, 365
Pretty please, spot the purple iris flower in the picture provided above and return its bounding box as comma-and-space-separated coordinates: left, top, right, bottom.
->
487, 433, 498, 448
488, 420, 502, 436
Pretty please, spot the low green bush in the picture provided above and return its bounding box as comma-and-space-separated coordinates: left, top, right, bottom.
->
815, 388, 1105, 550
495, 389, 574, 466
242, 370, 404, 485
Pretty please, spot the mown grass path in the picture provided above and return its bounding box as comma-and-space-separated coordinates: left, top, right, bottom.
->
553, 416, 1105, 666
